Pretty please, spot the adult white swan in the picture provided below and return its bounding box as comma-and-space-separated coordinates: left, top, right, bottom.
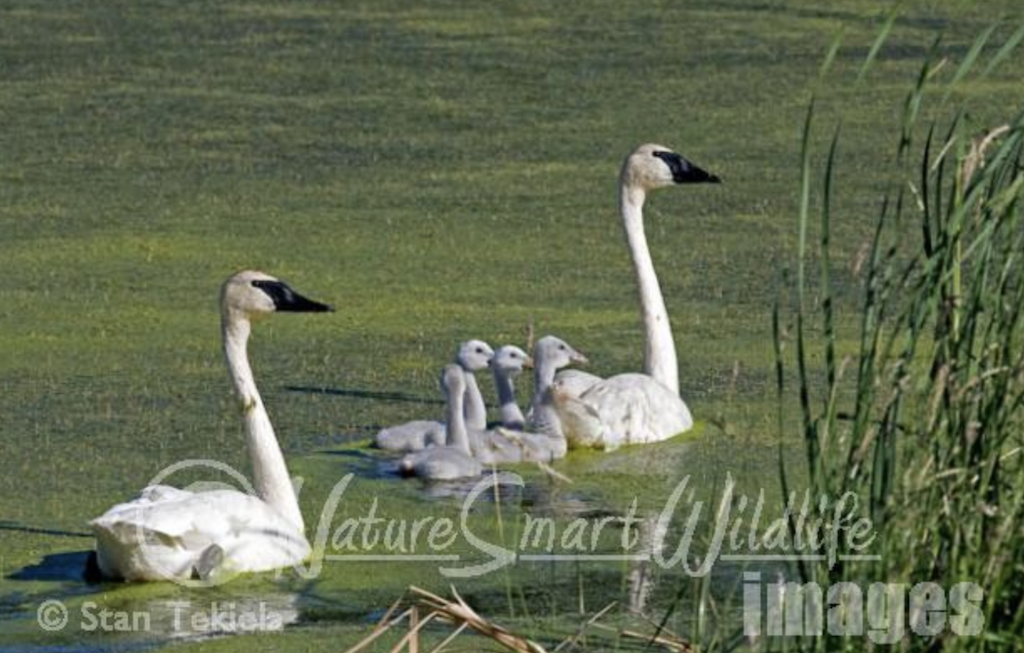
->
551, 144, 719, 450
89, 270, 332, 581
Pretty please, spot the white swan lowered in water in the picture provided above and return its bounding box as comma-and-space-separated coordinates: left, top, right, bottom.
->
89, 270, 332, 582
550, 144, 720, 450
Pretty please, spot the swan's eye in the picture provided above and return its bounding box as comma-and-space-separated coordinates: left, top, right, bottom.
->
475, 348, 484, 354
559, 345, 566, 350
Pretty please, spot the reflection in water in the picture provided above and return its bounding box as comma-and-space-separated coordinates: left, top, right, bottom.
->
413, 473, 527, 501
2, 562, 302, 653
626, 514, 666, 615
146, 591, 299, 640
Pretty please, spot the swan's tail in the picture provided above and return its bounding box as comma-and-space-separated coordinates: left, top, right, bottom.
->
90, 518, 198, 581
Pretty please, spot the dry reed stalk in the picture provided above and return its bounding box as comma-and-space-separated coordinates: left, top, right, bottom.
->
551, 601, 617, 652
345, 586, 698, 653
410, 585, 548, 653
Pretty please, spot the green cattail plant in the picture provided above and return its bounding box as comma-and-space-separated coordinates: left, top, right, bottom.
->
774, 21, 1024, 653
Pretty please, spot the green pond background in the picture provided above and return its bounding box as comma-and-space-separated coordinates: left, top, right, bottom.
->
1, 0, 1021, 650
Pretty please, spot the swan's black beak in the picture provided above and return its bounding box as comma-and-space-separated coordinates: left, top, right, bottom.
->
254, 280, 334, 313
655, 151, 722, 184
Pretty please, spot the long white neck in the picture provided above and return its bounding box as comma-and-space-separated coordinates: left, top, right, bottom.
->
462, 370, 487, 430
222, 312, 304, 532
492, 367, 525, 430
620, 184, 680, 395
445, 381, 472, 455
529, 356, 562, 437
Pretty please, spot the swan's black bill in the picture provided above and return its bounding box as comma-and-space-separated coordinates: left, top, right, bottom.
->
654, 151, 722, 184
252, 280, 334, 313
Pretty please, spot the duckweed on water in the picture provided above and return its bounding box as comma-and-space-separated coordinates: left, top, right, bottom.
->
1, 1, 1022, 650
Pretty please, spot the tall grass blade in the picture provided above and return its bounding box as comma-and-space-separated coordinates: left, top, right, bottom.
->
778, 41, 1024, 648
857, 9, 899, 82
981, 20, 1024, 79
944, 22, 998, 97
819, 126, 841, 446
818, 33, 845, 81
796, 100, 817, 482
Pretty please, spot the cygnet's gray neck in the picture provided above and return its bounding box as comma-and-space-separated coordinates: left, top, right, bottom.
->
445, 383, 471, 454
462, 370, 487, 430
530, 358, 562, 438
493, 367, 525, 430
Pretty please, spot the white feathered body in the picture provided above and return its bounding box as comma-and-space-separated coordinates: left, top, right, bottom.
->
91, 485, 310, 582
553, 373, 692, 451
553, 369, 603, 397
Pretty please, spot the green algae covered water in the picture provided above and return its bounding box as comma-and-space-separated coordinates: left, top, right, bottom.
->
1, 1, 1021, 650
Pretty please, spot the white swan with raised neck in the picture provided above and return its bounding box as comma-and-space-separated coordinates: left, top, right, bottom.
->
90, 270, 332, 581
552, 144, 719, 449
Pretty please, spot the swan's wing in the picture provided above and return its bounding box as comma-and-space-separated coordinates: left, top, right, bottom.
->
525, 370, 603, 424
577, 374, 693, 448
549, 392, 609, 450
91, 489, 309, 581
134, 485, 193, 503
374, 420, 445, 452
554, 370, 604, 398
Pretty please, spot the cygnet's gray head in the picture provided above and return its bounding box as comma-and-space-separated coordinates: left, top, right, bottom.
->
455, 340, 494, 371
440, 363, 467, 398
534, 335, 588, 370
489, 345, 533, 375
